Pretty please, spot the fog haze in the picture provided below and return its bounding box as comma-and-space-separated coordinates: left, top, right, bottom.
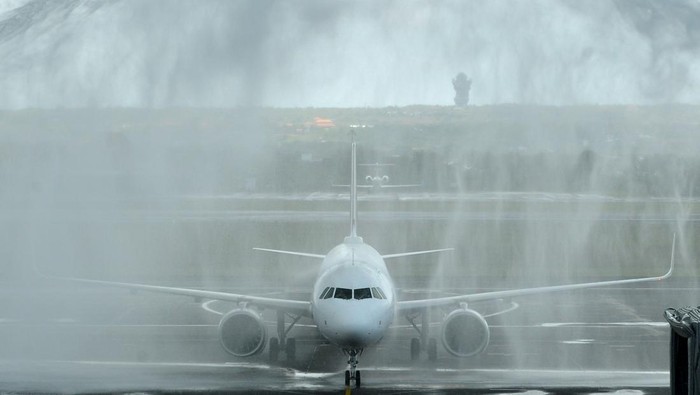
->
1, 1, 699, 392
2, 0, 700, 108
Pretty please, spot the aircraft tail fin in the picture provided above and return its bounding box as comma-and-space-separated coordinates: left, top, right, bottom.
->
350, 134, 358, 238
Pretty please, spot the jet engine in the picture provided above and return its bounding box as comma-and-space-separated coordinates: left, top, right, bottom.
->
440, 308, 490, 357
218, 308, 267, 357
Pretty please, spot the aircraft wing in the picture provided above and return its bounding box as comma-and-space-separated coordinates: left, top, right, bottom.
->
397, 234, 675, 314
39, 273, 312, 317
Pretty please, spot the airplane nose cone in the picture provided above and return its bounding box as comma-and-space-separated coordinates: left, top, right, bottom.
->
335, 323, 372, 347
323, 306, 385, 348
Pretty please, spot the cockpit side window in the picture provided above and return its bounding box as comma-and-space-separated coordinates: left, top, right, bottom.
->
353, 288, 372, 300
323, 287, 335, 299
372, 287, 387, 299
319, 287, 331, 299
334, 287, 352, 300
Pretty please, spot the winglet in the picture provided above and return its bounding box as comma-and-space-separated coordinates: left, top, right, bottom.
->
659, 232, 676, 280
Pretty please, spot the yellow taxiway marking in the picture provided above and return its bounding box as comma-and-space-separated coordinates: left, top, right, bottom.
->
344, 386, 352, 395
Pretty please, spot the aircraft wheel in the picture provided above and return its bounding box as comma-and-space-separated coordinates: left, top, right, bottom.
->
355, 370, 361, 388
285, 337, 296, 361
410, 337, 420, 361
427, 338, 437, 362
269, 337, 279, 363
344, 370, 350, 386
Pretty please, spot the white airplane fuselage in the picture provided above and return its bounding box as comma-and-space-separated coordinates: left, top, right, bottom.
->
311, 236, 395, 349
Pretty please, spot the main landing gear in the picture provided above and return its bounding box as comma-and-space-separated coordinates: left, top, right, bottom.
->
406, 308, 437, 362
343, 348, 362, 388
410, 337, 437, 361
269, 310, 301, 363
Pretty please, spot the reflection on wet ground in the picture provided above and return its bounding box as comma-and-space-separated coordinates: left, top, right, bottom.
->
0, 359, 671, 394
0, 282, 687, 393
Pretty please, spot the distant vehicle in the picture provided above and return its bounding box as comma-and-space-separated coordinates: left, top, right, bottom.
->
44, 139, 675, 389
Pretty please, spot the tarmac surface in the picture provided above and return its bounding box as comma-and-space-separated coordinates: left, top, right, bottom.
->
0, 280, 693, 394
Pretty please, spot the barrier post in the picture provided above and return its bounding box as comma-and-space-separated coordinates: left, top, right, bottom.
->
665, 306, 700, 395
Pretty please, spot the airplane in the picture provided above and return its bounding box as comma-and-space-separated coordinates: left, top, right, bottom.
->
333, 162, 421, 193
40, 138, 676, 389
359, 162, 421, 190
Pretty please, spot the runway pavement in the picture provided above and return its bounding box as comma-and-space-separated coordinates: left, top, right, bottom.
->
0, 280, 692, 393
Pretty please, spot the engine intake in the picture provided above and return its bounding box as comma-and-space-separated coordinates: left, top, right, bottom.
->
441, 308, 490, 357
218, 309, 267, 357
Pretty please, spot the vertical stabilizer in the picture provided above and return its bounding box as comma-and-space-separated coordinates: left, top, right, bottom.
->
350, 137, 358, 238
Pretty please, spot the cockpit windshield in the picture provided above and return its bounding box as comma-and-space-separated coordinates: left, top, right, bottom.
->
319, 286, 387, 300
353, 288, 372, 300
334, 287, 352, 300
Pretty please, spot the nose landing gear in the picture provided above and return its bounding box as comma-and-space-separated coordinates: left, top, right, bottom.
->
343, 348, 363, 388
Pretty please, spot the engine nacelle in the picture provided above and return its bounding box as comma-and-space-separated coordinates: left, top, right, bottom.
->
381, 175, 389, 183
441, 308, 490, 357
218, 309, 267, 357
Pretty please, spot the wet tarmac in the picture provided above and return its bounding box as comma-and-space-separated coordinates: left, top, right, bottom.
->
0, 360, 671, 394
0, 280, 692, 394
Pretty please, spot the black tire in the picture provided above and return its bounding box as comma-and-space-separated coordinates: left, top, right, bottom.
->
269, 337, 279, 363
355, 370, 361, 388
285, 338, 296, 361
410, 337, 420, 361
344, 370, 350, 386
427, 338, 437, 362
